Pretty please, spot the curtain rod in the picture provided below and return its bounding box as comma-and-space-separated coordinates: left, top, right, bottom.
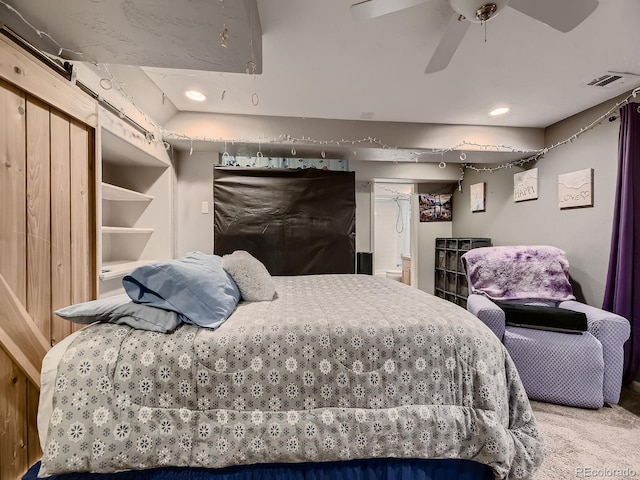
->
74, 79, 155, 142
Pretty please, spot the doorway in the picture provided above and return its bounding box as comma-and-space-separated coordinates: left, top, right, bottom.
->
373, 183, 413, 284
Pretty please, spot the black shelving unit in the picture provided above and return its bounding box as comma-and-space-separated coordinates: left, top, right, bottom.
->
434, 237, 491, 308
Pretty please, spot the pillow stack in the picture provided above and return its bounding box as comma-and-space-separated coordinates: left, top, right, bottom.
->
56, 250, 276, 332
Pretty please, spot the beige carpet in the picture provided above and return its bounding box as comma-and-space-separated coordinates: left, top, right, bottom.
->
531, 401, 640, 479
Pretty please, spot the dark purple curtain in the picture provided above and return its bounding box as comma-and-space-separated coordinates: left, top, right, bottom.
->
603, 102, 640, 384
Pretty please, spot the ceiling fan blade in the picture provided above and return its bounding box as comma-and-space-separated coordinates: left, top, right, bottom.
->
508, 0, 599, 33
424, 14, 470, 74
350, 0, 430, 21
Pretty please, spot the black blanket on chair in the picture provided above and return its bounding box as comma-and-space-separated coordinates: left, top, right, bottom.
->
495, 301, 588, 333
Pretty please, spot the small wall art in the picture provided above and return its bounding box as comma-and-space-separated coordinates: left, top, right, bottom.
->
558, 168, 594, 209
514, 168, 538, 202
419, 193, 452, 222
470, 182, 486, 212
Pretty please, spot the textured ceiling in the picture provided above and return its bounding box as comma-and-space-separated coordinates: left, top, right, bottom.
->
0, 0, 262, 72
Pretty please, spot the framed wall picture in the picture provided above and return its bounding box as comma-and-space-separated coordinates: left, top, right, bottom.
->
558, 168, 594, 209
419, 193, 452, 222
514, 168, 538, 202
470, 182, 486, 212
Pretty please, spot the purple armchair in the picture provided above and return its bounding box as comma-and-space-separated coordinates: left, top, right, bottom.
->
461, 245, 630, 409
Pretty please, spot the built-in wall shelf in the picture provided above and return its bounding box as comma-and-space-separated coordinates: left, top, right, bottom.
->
99, 259, 157, 281
98, 106, 173, 298
102, 182, 154, 202
101, 123, 170, 168
102, 226, 154, 235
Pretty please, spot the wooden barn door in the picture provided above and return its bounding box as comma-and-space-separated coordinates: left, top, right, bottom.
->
0, 35, 97, 479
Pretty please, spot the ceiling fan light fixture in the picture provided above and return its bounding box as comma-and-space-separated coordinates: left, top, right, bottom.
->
489, 106, 510, 116
185, 90, 206, 101
475, 3, 497, 21
449, 0, 510, 23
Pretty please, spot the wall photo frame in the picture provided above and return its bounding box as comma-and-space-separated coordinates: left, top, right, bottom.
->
558, 168, 594, 209
419, 193, 452, 222
514, 168, 538, 202
470, 182, 486, 212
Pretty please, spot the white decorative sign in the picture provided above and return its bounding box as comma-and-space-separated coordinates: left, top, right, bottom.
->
470, 182, 486, 212
514, 168, 538, 202
558, 168, 594, 209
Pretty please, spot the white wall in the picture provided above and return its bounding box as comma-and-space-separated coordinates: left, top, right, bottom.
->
174, 156, 460, 292
168, 112, 540, 293
452, 93, 627, 306
175, 151, 216, 256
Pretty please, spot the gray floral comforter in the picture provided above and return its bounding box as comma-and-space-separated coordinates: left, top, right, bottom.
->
40, 274, 543, 479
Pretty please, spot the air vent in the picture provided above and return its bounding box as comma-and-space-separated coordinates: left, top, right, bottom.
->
588, 74, 623, 87
587, 71, 640, 88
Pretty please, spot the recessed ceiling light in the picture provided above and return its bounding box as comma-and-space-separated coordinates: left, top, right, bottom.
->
185, 90, 206, 101
489, 107, 510, 116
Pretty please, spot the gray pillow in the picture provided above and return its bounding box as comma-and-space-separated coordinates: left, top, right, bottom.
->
222, 250, 276, 302
55, 293, 182, 333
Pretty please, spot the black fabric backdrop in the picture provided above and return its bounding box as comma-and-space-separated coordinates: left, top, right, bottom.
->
213, 167, 355, 275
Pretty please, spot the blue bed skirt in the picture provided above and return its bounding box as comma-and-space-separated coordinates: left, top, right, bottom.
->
24, 458, 495, 480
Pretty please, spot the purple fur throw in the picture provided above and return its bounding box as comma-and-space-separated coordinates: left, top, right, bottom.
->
461, 245, 576, 302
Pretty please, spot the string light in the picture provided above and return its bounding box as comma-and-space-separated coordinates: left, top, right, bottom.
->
158, 81, 639, 168
158, 84, 640, 172
0, 0, 82, 57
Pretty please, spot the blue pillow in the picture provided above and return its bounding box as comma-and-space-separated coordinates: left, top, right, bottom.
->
55, 294, 183, 333
123, 252, 240, 329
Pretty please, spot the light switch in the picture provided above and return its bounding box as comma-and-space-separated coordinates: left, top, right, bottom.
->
201, 201, 209, 214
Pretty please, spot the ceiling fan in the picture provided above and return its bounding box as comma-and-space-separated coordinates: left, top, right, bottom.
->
351, 0, 599, 74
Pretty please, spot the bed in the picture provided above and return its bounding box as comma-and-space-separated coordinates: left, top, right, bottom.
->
30, 259, 543, 480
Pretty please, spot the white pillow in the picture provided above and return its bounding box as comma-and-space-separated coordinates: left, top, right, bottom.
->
222, 250, 276, 302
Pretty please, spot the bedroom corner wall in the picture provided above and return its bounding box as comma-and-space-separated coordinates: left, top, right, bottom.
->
175, 151, 217, 256
451, 93, 629, 307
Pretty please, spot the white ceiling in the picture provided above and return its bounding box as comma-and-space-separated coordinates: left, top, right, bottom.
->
144, 0, 640, 128
1, 0, 639, 145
